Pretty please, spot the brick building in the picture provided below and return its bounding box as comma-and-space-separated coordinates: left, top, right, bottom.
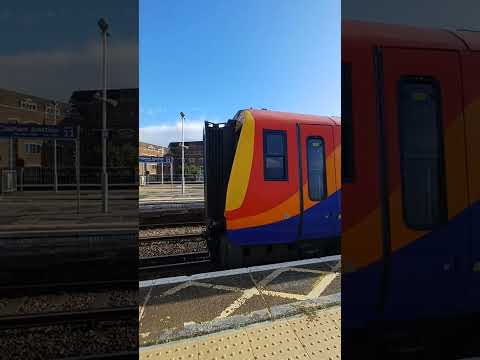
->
0, 88, 70, 170
139, 142, 169, 176
140, 142, 167, 157
168, 140, 204, 181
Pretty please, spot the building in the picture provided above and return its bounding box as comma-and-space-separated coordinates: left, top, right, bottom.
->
0, 88, 70, 170
168, 140, 204, 181
139, 142, 167, 157
139, 142, 169, 176
69, 88, 138, 172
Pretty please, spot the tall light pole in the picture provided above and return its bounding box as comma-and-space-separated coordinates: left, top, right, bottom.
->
180, 112, 185, 195
53, 101, 58, 192
98, 18, 109, 213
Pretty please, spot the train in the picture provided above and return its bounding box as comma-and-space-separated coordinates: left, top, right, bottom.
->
342, 19, 480, 353
204, 109, 341, 268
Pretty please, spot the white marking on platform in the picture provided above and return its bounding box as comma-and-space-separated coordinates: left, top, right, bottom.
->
306, 273, 338, 299
139, 287, 153, 322
139, 255, 340, 288
261, 289, 306, 300
217, 288, 261, 319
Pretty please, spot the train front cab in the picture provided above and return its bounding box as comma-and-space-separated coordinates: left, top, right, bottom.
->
342, 20, 480, 353
204, 109, 341, 268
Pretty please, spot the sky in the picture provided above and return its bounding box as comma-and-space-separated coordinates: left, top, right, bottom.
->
140, 0, 340, 147
0, 1, 138, 102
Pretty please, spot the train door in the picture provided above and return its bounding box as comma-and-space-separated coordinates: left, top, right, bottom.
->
380, 47, 469, 318
298, 123, 339, 240
462, 52, 480, 310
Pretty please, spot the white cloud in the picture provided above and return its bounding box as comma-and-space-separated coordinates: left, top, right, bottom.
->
140, 120, 205, 147
140, 106, 167, 120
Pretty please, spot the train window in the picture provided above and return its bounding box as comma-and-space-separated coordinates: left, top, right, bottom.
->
342, 62, 354, 182
307, 137, 326, 201
263, 130, 288, 180
398, 77, 446, 229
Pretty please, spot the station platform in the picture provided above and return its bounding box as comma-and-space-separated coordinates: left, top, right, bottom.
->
140, 183, 204, 204
140, 305, 340, 360
0, 189, 137, 235
139, 256, 340, 353
0, 189, 137, 275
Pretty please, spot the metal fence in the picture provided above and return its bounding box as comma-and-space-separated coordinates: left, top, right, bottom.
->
144, 173, 203, 184
0, 166, 137, 192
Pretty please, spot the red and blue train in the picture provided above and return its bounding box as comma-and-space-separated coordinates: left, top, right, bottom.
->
343, 19, 480, 354
204, 109, 341, 267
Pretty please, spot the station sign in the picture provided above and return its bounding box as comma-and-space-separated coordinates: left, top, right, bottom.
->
139, 156, 172, 164
0, 123, 76, 139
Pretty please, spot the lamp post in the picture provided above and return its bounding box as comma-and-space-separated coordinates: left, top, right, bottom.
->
53, 101, 58, 192
98, 18, 109, 213
180, 112, 185, 195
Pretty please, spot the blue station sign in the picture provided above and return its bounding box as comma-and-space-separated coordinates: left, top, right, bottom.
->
0, 124, 76, 139
139, 156, 172, 164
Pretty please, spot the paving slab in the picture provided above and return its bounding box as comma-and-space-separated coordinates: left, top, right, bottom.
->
321, 274, 341, 296
139, 256, 341, 347
141, 284, 241, 344
262, 269, 327, 295
140, 305, 341, 360
200, 273, 254, 290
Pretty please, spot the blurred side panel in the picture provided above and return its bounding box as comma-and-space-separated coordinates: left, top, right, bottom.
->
0, 1, 139, 358
342, 1, 480, 358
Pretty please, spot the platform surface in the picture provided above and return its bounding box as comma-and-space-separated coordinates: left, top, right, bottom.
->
140, 305, 340, 360
140, 183, 204, 204
139, 257, 340, 347
0, 189, 137, 234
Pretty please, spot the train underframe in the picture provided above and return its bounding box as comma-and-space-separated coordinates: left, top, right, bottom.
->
205, 220, 340, 268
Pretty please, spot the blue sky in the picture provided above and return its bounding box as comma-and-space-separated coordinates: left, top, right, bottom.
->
0, 1, 138, 101
140, 0, 340, 146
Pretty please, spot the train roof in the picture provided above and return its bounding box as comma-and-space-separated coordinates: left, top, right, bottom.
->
343, 20, 480, 51
244, 109, 340, 126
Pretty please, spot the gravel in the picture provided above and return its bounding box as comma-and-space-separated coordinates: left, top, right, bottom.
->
17, 293, 96, 314
140, 225, 205, 238
0, 289, 137, 316
139, 238, 208, 257
139, 225, 208, 257
0, 320, 137, 359
108, 289, 138, 307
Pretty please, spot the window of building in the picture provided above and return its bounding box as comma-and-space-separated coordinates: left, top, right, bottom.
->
342, 62, 354, 182
398, 77, 446, 229
307, 137, 326, 201
20, 99, 38, 112
263, 130, 288, 180
25, 143, 41, 154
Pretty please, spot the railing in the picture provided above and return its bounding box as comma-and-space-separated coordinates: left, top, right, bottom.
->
144, 173, 203, 183
0, 166, 138, 191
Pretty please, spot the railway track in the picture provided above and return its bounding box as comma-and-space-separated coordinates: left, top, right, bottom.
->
139, 233, 204, 243
0, 279, 137, 297
0, 306, 137, 329
139, 220, 205, 229
139, 251, 214, 278
0, 306, 138, 360
64, 351, 138, 360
